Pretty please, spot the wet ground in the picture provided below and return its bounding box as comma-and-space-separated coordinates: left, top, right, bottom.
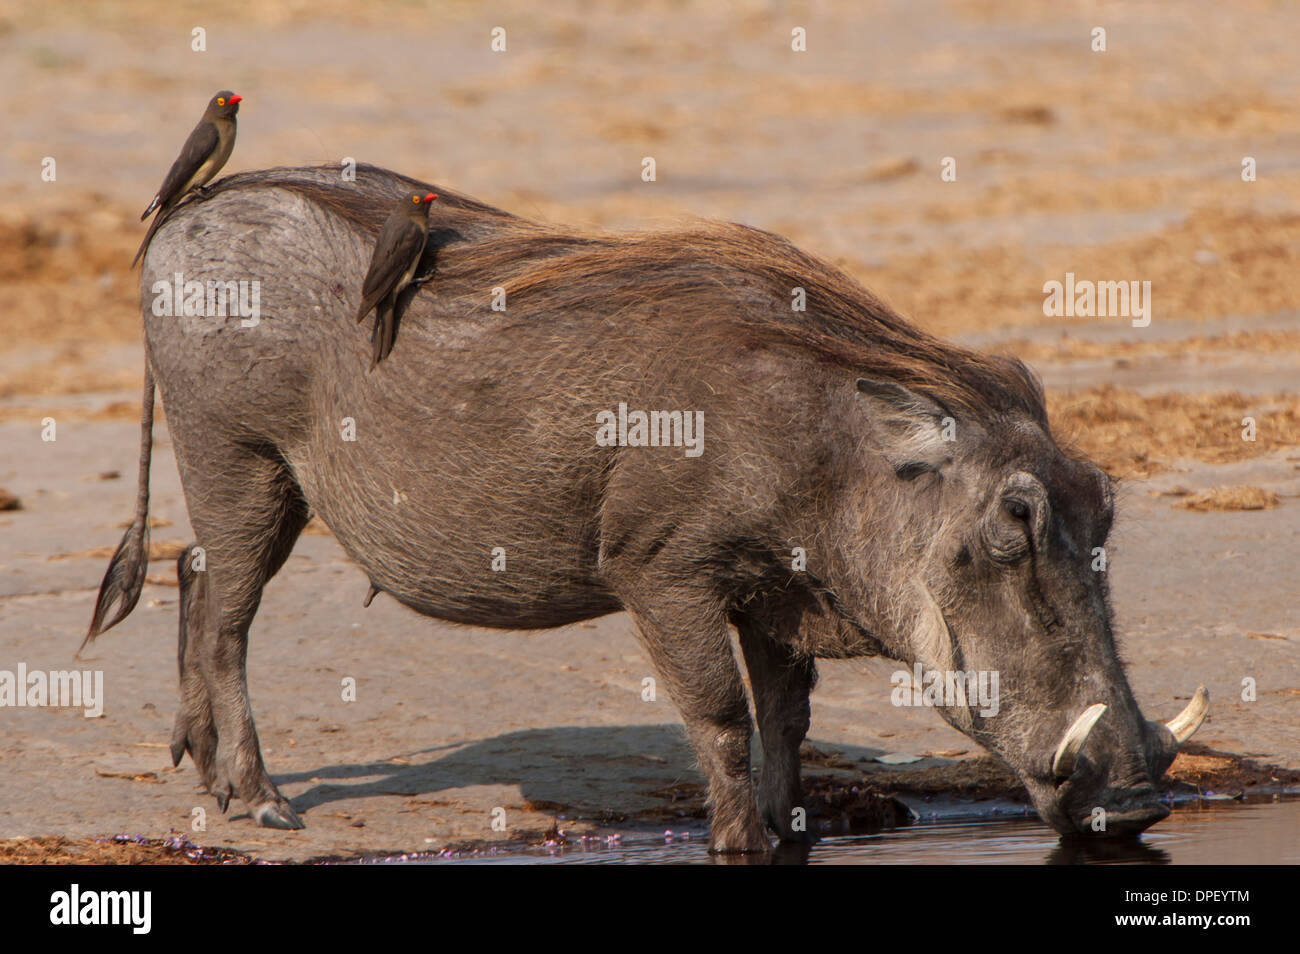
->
409, 798, 1300, 866
0, 0, 1297, 862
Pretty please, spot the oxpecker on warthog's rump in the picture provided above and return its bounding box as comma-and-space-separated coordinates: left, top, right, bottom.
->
133, 91, 242, 267
88, 164, 1206, 851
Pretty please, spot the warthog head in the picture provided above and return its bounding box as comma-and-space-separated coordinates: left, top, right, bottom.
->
826, 373, 1207, 837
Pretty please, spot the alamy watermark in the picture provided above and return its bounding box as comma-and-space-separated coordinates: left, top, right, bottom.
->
50, 884, 150, 934
0, 664, 103, 717
1042, 272, 1150, 327
595, 402, 704, 458
891, 663, 1000, 717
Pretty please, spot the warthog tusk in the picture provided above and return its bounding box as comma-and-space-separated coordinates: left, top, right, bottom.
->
1051, 703, 1107, 780
912, 581, 955, 674
1166, 686, 1209, 744
910, 581, 973, 731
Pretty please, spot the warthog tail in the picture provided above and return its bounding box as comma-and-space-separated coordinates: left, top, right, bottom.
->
81, 361, 156, 652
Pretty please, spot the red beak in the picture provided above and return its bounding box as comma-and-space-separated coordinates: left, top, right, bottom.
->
425, 193, 437, 203
229, 94, 243, 104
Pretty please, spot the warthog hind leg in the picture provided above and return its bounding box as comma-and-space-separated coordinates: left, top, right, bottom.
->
167, 440, 309, 830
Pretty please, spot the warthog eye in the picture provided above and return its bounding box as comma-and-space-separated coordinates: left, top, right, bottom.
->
986, 496, 1033, 563
986, 473, 1043, 563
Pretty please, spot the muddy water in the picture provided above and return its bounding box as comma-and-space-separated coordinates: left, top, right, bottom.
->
407, 798, 1299, 865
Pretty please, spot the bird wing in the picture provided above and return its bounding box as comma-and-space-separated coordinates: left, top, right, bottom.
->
356, 216, 426, 321
152, 119, 220, 209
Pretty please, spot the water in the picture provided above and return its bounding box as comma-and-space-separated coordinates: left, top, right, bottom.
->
406, 798, 1299, 865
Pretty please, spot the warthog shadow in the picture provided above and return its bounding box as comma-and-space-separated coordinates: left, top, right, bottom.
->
273, 724, 892, 821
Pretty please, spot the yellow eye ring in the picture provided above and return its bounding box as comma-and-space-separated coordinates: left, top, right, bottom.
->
217, 97, 225, 106
412, 195, 420, 203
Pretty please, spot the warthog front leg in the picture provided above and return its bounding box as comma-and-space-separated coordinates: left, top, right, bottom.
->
622, 591, 769, 854
735, 612, 817, 842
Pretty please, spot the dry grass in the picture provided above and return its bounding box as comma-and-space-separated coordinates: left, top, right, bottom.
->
0, 835, 251, 865
855, 208, 1300, 339
1174, 486, 1281, 512
1049, 387, 1300, 479
0, 212, 142, 349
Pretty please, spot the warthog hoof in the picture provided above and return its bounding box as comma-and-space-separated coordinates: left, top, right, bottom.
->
253, 799, 305, 830
707, 813, 773, 855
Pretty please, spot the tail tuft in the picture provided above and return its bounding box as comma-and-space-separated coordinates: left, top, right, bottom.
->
81, 519, 150, 652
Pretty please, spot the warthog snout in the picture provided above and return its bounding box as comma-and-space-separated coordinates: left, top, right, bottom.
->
1040, 688, 1209, 837
1093, 793, 1170, 837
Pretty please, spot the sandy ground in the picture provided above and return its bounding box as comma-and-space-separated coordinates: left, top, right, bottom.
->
0, 0, 1297, 860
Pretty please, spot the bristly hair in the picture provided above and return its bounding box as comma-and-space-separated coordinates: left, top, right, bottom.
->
204, 163, 1049, 428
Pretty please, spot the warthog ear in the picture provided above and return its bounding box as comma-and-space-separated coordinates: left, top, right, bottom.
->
855, 378, 954, 479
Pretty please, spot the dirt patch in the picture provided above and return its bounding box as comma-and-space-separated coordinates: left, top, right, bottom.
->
48, 539, 187, 562
301, 515, 335, 537
803, 786, 914, 834
855, 209, 1300, 339
629, 745, 1300, 830
1166, 746, 1300, 793
853, 757, 1026, 801
844, 745, 1300, 801
0, 214, 142, 350
0, 400, 149, 424
1174, 486, 1281, 512
0, 362, 140, 401
998, 330, 1300, 364
862, 156, 922, 182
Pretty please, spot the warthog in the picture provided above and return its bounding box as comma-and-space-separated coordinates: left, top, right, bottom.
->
88, 164, 1207, 852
